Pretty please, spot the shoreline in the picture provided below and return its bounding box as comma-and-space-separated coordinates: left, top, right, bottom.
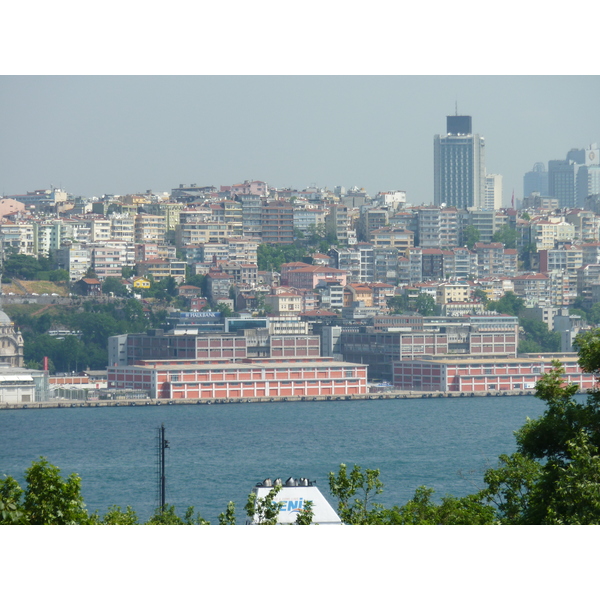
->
0, 389, 538, 410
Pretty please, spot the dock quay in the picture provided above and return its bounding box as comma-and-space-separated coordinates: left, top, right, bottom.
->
0, 390, 537, 410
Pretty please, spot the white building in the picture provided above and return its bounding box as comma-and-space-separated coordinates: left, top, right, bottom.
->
57, 242, 90, 281
484, 173, 503, 210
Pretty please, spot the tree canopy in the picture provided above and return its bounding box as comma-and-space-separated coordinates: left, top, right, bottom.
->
464, 225, 480, 249
492, 224, 518, 249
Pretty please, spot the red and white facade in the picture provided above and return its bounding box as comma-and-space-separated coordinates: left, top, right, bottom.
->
393, 355, 596, 393
108, 357, 367, 399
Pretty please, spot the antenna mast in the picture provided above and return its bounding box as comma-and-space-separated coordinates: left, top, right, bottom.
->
157, 423, 169, 512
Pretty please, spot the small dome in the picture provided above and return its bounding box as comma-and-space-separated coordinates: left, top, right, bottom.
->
0, 311, 13, 325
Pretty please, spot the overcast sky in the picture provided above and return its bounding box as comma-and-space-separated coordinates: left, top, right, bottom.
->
1, 75, 598, 206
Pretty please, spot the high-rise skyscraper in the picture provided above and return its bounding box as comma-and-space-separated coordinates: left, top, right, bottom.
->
523, 162, 549, 198
548, 145, 599, 208
577, 143, 600, 204
434, 115, 485, 209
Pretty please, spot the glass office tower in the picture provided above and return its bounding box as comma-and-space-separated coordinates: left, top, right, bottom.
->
434, 115, 485, 209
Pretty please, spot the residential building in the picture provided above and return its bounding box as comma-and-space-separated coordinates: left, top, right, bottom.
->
110, 214, 136, 242
239, 194, 263, 238
0, 223, 35, 256
264, 292, 302, 316
285, 265, 348, 290
369, 227, 414, 255
137, 259, 187, 283
484, 174, 503, 210
325, 204, 350, 245
56, 243, 90, 281
135, 213, 166, 244
512, 273, 550, 306
32, 220, 62, 256
261, 201, 294, 244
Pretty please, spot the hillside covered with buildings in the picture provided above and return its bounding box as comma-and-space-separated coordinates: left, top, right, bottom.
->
2, 122, 600, 403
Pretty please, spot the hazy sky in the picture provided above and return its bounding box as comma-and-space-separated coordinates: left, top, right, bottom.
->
1, 76, 599, 206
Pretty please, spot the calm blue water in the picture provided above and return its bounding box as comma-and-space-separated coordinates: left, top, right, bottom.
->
0, 396, 547, 523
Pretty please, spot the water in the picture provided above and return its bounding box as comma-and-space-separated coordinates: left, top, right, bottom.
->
0, 396, 547, 523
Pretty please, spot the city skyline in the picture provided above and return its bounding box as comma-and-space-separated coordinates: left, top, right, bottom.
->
1, 76, 599, 205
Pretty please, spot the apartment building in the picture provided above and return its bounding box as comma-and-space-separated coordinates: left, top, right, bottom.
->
56, 243, 90, 281
0, 223, 35, 255
325, 204, 350, 245
261, 201, 294, 244
135, 213, 167, 244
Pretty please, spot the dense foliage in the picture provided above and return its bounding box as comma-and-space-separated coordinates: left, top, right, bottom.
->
463, 225, 480, 249
2, 253, 68, 282
7, 299, 166, 372
257, 243, 311, 272
491, 224, 518, 249
486, 291, 524, 316
518, 317, 561, 354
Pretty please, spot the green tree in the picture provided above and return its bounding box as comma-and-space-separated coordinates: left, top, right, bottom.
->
415, 293, 437, 316
146, 504, 209, 525
0, 476, 26, 524
102, 277, 129, 297
294, 500, 315, 525
587, 303, 600, 326
72, 312, 120, 347
487, 291, 525, 316
479, 359, 600, 524
473, 288, 489, 306
492, 225, 518, 249
519, 317, 561, 353
2, 254, 42, 280
123, 299, 146, 324
99, 505, 139, 525
464, 225, 480, 250
480, 453, 541, 524
387, 294, 409, 314
245, 484, 283, 525
121, 266, 136, 279
218, 501, 237, 525
21, 457, 92, 524
48, 269, 70, 283
383, 486, 495, 525
328, 464, 384, 524
185, 274, 205, 289
214, 302, 234, 318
